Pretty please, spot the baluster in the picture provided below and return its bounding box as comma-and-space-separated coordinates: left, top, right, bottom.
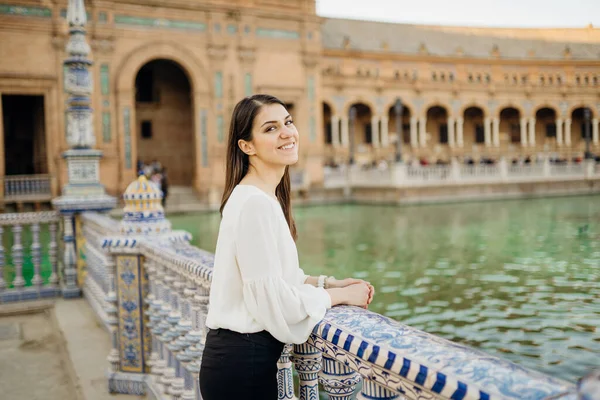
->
30, 223, 43, 289
0, 227, 5, 292
11, 224, 25, 290
61, 214, 80, 297
320, 354, 361, 400
277, 344, 295, 400
182, 286, 207, 400
106, 256, 120, 373
175, 281, 195, 400
291, 343, 322, 400
358, 381, 402, 400
47, 222, 59, 288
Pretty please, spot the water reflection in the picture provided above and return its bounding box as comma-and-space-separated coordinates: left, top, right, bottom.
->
170, 195, 600, 382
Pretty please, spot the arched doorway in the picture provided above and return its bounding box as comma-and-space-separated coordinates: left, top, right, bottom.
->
387, 104, 413, 147
348, 103, 373, 164
571, 107, 594, 147
463, 107, 485, 147
134, 59, 194, 186
535, 108, 557, 147
499, 107, 521, 144
426, 106, 449, 145
323, 102, 333, 145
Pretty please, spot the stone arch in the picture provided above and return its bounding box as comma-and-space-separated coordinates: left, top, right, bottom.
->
567, 103, 596, 118
458, 102, 490, 118
382, 98, 415, 118
533, 103, 559, 116
342, 97, 377, 117
322, 98, 337, 116
114, 41, 210, 193
420, 100, 452, 117
115, 41, 209, 94
496, 102, 526, 118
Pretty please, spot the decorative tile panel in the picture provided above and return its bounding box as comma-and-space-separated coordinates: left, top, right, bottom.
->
98, 11, 107, 23
310, 116, 316, 143
215, 71, 223, 98
102, 112, 111, 143
217, 115, 224, 143
256, 28, 300, 40
114, 15, 206, 31
123, 107, 132, 169
245, 73, 253, 96
116, 255, 145, 373
100, 64, 110, 95
0, 5, 51, 18
227, 24, 237, 35
75, 215, 87, 287
200, 110, 208, 167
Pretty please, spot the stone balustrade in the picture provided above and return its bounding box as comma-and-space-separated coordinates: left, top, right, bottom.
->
324, 159, 600, 189
0, 211, 60, 303
2, 174, 54, 203
80, 211, 120, 331
87, 220, 588, 399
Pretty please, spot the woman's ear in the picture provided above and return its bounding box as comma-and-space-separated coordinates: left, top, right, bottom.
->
238, 139, 255, 156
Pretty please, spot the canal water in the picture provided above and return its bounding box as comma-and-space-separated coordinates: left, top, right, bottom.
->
170, 194, 600, 383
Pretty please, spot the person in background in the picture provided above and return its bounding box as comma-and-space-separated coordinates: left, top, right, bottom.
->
160, 167, 169, 208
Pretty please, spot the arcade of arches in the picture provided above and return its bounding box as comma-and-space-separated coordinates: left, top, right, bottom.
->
1, 0, 599, 201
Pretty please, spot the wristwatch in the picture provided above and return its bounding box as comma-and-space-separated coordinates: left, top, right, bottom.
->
317, 275, 327, 288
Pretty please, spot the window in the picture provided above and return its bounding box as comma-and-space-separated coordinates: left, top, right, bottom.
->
510, 123, 520, 143
546, 123, 556, 137
475, 125, 485, 143
439, 124, 448, 144
141, 120, 152, 139
402, 124, 411, 143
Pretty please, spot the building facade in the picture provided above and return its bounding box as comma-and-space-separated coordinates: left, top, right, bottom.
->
1, 0, 599, 204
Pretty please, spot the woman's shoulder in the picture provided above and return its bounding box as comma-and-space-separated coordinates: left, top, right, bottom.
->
225, 185, 278, 215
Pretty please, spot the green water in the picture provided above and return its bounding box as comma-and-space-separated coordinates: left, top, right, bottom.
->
170, 195, 600, 383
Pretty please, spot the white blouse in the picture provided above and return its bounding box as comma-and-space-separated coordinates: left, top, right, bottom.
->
205, 184, 332, 344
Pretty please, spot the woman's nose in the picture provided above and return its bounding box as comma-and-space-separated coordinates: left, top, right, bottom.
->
280, 126, 294, 137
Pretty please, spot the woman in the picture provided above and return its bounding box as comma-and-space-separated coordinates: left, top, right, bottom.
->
200, 94, 374, 400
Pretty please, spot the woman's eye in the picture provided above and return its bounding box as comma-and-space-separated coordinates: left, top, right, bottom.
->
286, 120, 294, 125
266, 126, 276, 132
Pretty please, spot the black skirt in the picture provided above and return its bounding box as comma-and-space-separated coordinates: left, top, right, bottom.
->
199, 328, 285, 400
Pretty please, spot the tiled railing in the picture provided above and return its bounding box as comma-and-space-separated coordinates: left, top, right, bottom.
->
325, 160, 599, 188
0, 211, 60, 302
90, 223, 585, 399
2, 174, 53, 202
80, 212, 120, 331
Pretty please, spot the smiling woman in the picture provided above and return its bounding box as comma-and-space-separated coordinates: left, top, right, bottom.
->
199, 94, 374, 399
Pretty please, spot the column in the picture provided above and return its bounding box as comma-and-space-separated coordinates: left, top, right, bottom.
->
62, 214, 80, 297
484, 117, 492, 146
371, 116, 380, 147
331, 116, 340, 147
340, 116, 349, 147
292, 343, 322, 400
565, 118, 572, 146
410, 117, 418, 147
0, 95, 4, 200
520, 118, 528, 146
320, 355, 361, 399
380, 116, 389, 147
529, 117, 536, 146
593, 118, 599, 144
448, 117, 455, 147
419, 117, 427, 147
556, 118, 563, 146
492, 117, 500, 147
456, 117, 464, 147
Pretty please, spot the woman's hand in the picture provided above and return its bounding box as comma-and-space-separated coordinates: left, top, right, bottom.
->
327, 282, 374, 309
328, 277, 368, 289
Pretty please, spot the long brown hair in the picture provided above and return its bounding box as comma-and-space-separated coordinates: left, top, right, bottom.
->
220, 94, 297, 240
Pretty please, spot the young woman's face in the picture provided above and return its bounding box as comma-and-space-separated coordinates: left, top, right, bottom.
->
243, 103, 299, 167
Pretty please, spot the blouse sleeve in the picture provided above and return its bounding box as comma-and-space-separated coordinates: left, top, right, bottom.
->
235, 194, 331, 344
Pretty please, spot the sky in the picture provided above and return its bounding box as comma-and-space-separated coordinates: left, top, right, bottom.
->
316, 0, 600, 28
